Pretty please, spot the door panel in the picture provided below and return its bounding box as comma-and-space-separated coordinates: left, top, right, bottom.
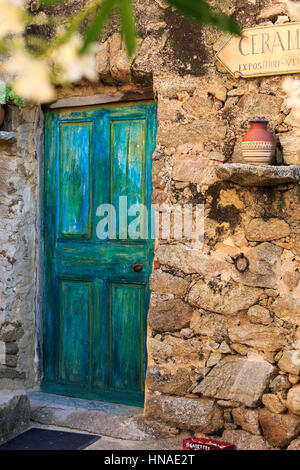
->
111, 120, 146, 206
43, 102, 157, 406
111, 119, 147, 239
59, 280, 92, 384
59, 122, 92, 239
109, 283, 145, 392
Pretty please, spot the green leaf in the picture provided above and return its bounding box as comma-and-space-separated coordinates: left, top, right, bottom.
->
80, 0, 118, 54
165, 0, 242, 36
212, 12, 241, 36
119, 0, 137, 57
54, 5, 97, 49
5, 83, 25, 108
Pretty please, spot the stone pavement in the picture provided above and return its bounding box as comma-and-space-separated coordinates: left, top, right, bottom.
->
29, 423, 185, 450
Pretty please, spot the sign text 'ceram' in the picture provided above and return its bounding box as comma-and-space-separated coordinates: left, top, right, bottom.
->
216, 22, 300, 78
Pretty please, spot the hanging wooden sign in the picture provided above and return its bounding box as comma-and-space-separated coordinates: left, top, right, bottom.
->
216, 22, 300, 78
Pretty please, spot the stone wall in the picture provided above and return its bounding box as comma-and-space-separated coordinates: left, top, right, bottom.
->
2, 0, 300, 450
138, 0, 300, 450
0, 105, 40, 389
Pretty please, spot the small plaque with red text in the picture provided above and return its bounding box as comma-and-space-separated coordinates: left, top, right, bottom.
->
183, 438, 235, 451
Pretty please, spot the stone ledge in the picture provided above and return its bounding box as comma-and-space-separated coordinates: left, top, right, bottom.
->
47, 89, 154, 109
215, 163, 300, 186
0, 131, 16, 144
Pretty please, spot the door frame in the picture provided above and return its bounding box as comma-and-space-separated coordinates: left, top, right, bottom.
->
40, 100, 157, 406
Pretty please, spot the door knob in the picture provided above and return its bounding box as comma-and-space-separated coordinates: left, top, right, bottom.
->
133, 263, 143, 272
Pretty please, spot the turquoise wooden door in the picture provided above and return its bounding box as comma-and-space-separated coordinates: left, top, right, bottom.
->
43, 102, 157, 406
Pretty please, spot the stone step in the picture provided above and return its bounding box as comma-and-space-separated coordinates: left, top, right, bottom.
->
0, 390, 30, 443
28, 391, 176, 441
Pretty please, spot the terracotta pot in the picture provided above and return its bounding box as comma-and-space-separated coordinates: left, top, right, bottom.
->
242, 120, 276, 166
0, 105, 4, 128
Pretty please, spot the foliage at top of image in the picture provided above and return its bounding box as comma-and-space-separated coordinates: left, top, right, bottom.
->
37, 0, 241, 58
0, 0, 242, 104
0, 1, 299, 125
29, 0, 242, 58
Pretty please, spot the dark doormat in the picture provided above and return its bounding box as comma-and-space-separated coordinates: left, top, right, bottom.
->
0, 428, 101, 450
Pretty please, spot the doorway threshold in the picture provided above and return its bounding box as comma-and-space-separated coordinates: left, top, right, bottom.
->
28, 391, 168, 441
28, 391, 142, 417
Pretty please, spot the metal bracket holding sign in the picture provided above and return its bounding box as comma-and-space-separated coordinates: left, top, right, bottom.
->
216, 22, 300, 78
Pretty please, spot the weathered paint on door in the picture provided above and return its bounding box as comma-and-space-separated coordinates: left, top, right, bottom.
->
43, 102, 157, 406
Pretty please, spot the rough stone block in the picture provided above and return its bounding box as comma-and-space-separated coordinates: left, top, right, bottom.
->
146, 366, 191, 395
287, 437, 300, 450
222, 429, 270, 450
286, 385, 300, 415
246, 218, 290, 242
271, 296, 300, 326
207, 83, 227, 102
109, 33, 132, 84
280, 131, 300, 165
151, 188, 168, 204
257, 3, 288, 20
152, 160, 166, 190
247, 305, 272, 325
148, 298, 193, 332
147, 335, 203, 368
172, 156, 217, 185
206, 352, 222, 367
259, 408, 300, 448
132, 35, 160, 84
0, 131, 16, 143
262, 394, 287, 414
145, 394, 224, 434
237, 94, 282, 123
0, 367, 25, 380
0, 323, 24, 342
188, 279, 261, 315
156, 245, 228, 277
278, 350, 300, 375
232, 408, 261, 436
232, 242, 282, 289
228, 323, 286, 352
190, 311, 226, 342
5, 355, 17, 368
5, 342, 18, 355
96, 41, 110, 79
157, 120, 226, 149
270, 374, 291, 393
182, 92, 213, 120
193, 357, 276, 407
150, 271, 189, 296
0, 390, 30, 442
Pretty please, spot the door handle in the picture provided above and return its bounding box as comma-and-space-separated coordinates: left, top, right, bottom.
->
133, 263, 143, 272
